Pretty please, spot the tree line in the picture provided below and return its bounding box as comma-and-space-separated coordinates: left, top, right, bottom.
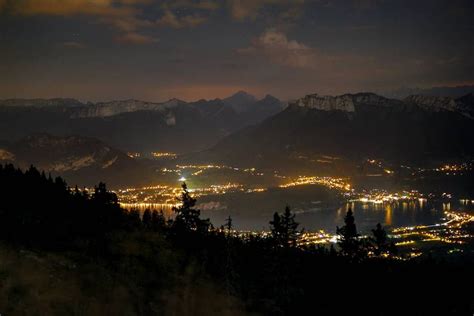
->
0, 164, 472, 315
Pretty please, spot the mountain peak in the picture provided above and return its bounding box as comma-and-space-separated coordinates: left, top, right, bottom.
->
224, 90, 256, 101
261, 94, 279, 102
232, 90, 255, 97
223, 91, 257, 113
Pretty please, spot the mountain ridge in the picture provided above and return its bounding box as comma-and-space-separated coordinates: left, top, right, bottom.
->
291, 92, 473, 118
0, 92, 284, 154
202, 92, 474, 168
0, 133, 155, 188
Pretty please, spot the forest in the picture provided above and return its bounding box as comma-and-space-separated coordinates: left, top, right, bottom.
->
0, 164, 472, 315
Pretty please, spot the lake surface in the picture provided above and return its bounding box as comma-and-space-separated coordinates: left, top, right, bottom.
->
199, 186, 474, 232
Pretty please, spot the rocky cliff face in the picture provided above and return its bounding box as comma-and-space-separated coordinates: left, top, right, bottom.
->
206, 92, 474, 168
0, 93, 285, 154
70, 99, 184, 118
291, 93, 400, 112
404, 95, 458, 112
292, 94, 356, 112
291, 92, 473, 118
404, 94, 473, 118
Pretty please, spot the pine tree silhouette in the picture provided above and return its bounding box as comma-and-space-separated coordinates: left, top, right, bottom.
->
142, 209, 152, 230
371, 223, 397, 256
336, 208, 365, 259
172, 182, 209, 233
270, 206, 300, 248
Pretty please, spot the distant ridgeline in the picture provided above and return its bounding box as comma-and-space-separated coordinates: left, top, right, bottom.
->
0, 92, 284, 154
206, 92, 474, 167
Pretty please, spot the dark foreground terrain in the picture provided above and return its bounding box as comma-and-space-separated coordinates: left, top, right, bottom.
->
0, 164, 473, 315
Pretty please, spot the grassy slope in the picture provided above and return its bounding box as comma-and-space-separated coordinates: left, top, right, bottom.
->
0, 233, 247, 316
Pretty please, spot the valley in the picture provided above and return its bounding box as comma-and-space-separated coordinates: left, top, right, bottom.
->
1, 91, 473, 258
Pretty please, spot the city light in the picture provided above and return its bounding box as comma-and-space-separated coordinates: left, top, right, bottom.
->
151, 152, 177, 159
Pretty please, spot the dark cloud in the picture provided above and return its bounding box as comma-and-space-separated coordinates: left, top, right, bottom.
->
115, 32, 158, 44
156, 10, 208, 28
0, 0, 472, 100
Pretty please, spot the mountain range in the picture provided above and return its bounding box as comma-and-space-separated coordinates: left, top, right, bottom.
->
0, 91, 284, 154
383, 85, 474, 99
1, 91, 473, 185
202, 92, 474, 169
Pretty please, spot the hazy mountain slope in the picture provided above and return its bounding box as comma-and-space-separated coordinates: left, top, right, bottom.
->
384, 85, 474, 99
0, 93, 284, 154
222, 91, 257, 113
0, 98, 85, 108
204, 93, 474, 168
0, 134, 155, 188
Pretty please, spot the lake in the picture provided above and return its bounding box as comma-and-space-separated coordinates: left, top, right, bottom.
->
198, 186, 474, 232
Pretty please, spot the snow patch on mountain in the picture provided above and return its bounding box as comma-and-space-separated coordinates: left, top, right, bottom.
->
165, 112, 176, 126
51, 155, 96, 172
102, 156, 118, 169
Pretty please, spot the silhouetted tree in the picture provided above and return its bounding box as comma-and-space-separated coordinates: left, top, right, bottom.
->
92, 182, 118, 206
371, 223, 397, 256
172, 182, 210, 233
128, 209, 142, 230
336, 208, 365, 259
225, 215, 233, 234
270, 206, 300, 248
142, 209, 152, 229
151, 210, 166, 232
0, 164, 130, 248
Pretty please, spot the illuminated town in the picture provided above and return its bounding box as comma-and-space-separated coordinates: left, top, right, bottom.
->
113, 161, 474, 259
151, 152, 178, 159
3, 1, 473, 313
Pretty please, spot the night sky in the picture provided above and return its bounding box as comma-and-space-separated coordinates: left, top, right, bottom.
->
1, 0, 473, 102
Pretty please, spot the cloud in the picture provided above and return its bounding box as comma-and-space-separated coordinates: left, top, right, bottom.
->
3, 0, 138, 17
115, 32, 158, 44
238, 29, 318, 68
1, 0, 207, 45
156, 10, 208, 29
227, 0, 305, 21
99, 15, 153, 32
165, 0, 220, 11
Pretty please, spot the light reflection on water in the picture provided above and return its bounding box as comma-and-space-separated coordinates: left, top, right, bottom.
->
202, 198, 474, 233
295, 200, 472, 233
120, 203, 175, 218
120, 199, 474, 234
